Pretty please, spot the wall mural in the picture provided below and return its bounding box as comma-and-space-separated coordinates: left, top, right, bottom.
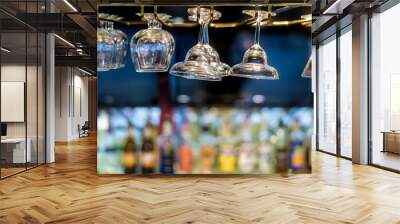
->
97, 3, 313, 175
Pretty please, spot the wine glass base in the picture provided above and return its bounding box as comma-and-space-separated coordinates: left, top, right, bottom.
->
230, 63, 279, 80
170, 61, 222, 81
135, 68, 169, 73
98, 68, 110, 72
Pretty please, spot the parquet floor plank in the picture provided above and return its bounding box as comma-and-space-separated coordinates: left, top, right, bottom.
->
0, 135, 400, 223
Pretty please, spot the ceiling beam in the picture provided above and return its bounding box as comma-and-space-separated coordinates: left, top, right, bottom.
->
55, 55, 96, 71
67, 13, 97, 46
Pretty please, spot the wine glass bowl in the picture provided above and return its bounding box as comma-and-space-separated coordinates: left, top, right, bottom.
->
130, 13, 175, 72
97, 20, 115, 72
97, 14, 128, 71
171, 43, 222, 81
109, 23, 128, 69
243, 44, 267, 64
231, 43, 279, 79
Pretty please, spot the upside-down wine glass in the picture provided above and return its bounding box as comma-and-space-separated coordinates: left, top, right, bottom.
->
97, 20, 114, 72
170, 7, 230, 81
106, 21, 128, 69
230, 10, 279, 80
130, 10, 175, 72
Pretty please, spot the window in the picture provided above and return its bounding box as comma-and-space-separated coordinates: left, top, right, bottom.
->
0, 1, 47, 179
317, 36, 337, 154
339, 27, 352, 158
370, 3, 400, 171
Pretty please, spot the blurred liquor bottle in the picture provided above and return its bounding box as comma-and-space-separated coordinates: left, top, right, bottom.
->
122, 123, 137, 174
113, 129, 125, 153
99, 123, 121, 174
104, 125, 114, 153
258, 130, 276, 174
304, 128, 312, 172
179, 123, 193, 174
238, 118, 257, 174
218, 120, 237, 173
159, 118, 175, 174
185, 110, 201, 173
273, 121, 290, 174
200, 126, 216, 174
141, 121, 157, 174
290, 120, 306, 172
186, 108, 201, 142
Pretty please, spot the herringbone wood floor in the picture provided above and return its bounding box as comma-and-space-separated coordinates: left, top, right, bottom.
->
1, 135, 400, 224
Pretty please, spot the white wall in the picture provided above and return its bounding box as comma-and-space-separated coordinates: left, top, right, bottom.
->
55, 67, 89, 141
55, 66, 69, 141
72, 73, 89, 138
1, 65, 39, 138
1, 65, 26, 140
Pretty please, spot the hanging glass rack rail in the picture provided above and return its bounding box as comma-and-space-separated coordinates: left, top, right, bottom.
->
98, 2, 312, 28
98, 3, 311, 7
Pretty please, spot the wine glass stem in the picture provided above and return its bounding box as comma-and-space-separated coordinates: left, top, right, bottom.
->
255, 13, 261, 45
105, 21, 112, 30
99, 20, 104, 29
198, 22, 209, 45
148, 17, 162, 29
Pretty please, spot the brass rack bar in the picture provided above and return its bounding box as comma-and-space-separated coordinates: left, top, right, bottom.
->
100, 18, 311, 28
98, 3, 312, 8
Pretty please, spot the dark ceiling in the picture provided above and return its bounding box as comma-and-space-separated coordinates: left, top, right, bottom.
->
0, 0, 97, 72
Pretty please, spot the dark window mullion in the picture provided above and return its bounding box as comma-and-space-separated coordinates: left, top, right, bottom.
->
25, 0, 28, 171
316, 45, 320, 151
367, 12, 373, 165
336, 28, 341, 157
36, 0, 39, 167
0, 19, 2, 179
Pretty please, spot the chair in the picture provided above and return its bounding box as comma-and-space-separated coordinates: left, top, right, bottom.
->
78, 121, 90, 138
